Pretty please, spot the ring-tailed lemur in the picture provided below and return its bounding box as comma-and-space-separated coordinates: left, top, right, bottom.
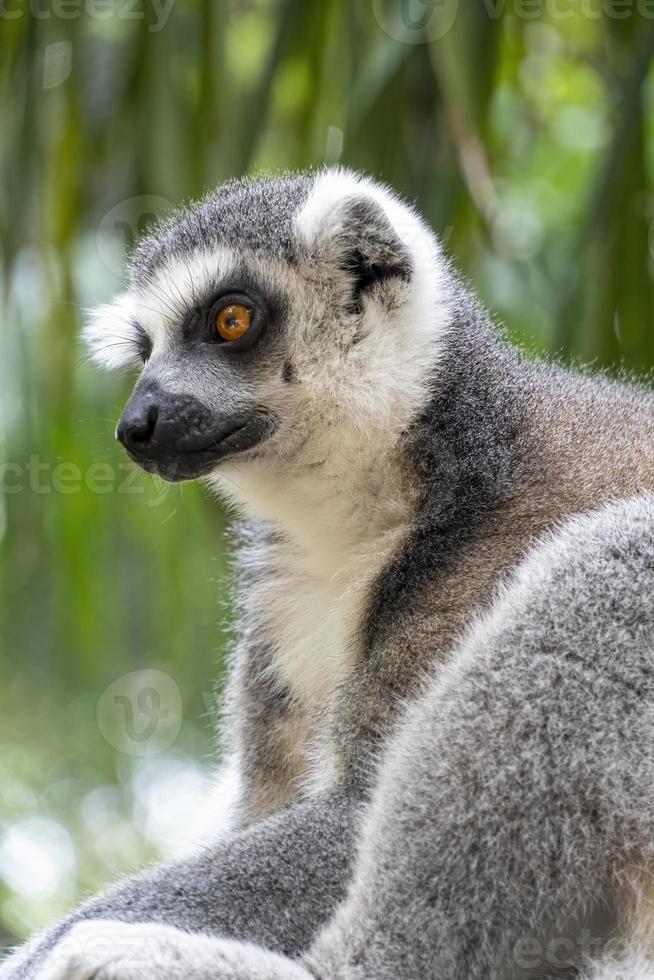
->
4, 168, 654, 980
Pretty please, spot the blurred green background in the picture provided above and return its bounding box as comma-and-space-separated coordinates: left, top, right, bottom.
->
2, 0, 654, 950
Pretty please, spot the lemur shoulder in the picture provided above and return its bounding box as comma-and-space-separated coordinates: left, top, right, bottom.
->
4, 168, 654, 980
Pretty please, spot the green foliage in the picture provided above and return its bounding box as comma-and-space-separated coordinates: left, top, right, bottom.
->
1, 0, 654, 946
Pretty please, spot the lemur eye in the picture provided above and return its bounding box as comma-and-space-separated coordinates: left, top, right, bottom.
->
204, 291, 265, 351
215, 304, 252, 342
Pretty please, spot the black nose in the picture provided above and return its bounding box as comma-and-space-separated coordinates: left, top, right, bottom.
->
116, 398, 159, 452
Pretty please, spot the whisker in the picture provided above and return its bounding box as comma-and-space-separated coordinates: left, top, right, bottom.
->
76, 340, 139, 369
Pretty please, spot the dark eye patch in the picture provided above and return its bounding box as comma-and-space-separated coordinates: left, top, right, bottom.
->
182, 308, 202, 338
133, 320, 153, 362
178, 268, 288, 358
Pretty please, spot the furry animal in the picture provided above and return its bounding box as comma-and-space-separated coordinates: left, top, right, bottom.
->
3, 168, 654, 979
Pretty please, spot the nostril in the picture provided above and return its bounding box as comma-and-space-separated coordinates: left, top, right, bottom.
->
116, 403, 159, 450
130, 405, 158, 445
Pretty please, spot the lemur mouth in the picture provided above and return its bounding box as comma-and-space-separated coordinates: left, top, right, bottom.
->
122, 414, 276, 483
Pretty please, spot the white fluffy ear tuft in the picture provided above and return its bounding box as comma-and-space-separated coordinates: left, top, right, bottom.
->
82, 292, 144, 370
296, 168, 442, 269
296, 168, 451, 322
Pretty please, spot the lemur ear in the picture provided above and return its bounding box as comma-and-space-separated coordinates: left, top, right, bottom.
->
312, 194, 414, 312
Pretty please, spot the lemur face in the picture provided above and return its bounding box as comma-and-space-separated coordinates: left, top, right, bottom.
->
86, 169, 450, 484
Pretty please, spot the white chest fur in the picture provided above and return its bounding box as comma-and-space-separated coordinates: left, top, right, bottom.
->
246, 540, 368, 707
215, 449, 415, 711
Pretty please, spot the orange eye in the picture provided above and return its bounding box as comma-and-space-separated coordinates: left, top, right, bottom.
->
215, 304, 252, 342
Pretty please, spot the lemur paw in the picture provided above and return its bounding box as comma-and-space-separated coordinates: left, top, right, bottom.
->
35, 920, 312, 980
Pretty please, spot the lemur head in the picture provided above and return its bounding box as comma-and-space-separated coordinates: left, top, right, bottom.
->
86, 169, 451, 496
